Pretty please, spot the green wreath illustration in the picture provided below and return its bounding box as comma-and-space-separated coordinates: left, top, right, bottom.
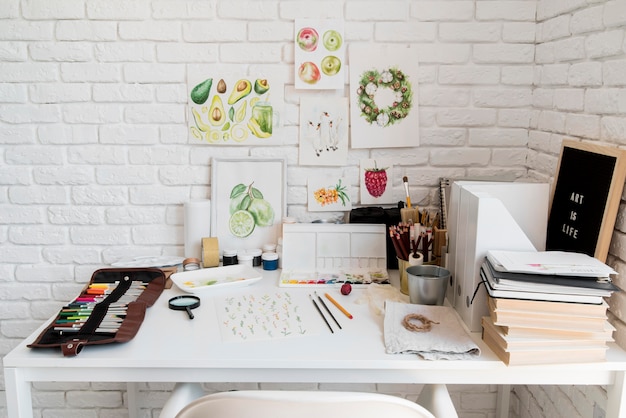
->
356, 67, 413, 127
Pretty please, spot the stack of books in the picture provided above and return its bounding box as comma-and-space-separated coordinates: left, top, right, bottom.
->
479, 250, 620, 366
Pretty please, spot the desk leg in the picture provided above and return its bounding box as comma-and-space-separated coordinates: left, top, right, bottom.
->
417, 384, 458, 418
606, 371, 626, 418
4, 367, 33, 418
496, 385, 510, 418
127, 382, 139, 418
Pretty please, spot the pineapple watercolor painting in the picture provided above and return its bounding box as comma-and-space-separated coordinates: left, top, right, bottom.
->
360, 158, 394, 204
308, 176, 352, 212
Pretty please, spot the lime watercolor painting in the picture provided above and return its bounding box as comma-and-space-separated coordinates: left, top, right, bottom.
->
211, 158, 287, 253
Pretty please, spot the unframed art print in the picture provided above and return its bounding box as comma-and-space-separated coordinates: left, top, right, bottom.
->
188, 65, 284, 145
215, 291, 324, 342
299, 96, 349, 166
295, 19, 345, 90
308, 176, 352, 212
360, 158, 394, 205
211, 158, 286, 253
349, 44, 419, 148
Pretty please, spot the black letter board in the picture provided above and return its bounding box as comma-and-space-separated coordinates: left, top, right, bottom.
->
546, 140, 626, 262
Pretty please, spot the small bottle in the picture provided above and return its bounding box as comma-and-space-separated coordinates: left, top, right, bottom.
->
222, 249, 238, 266
248, 248, 262, 267
262, 252, 279, 271
237, 251, 254, 267
182, 258, 201, 271
262, 243, 277, 253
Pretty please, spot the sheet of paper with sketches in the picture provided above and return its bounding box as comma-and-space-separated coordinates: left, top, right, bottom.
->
486, 250, 617, 277
215, 291, 324, 342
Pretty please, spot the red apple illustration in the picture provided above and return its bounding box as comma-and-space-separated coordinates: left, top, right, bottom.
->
298, 61, 321, 84
297, 27, 319, 52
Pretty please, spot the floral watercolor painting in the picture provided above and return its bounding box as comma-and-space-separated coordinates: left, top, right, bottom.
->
308, 176, 352, 212
360, 158, 395, 205
187, 65, 284, 145
349, 44, 420, 148
299, 96, 349, 166
295, 19, 345, 90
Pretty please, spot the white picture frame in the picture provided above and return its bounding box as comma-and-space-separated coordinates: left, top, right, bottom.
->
211, 157, 287, 254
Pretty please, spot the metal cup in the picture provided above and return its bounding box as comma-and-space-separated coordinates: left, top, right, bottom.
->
406, 265, 450, 305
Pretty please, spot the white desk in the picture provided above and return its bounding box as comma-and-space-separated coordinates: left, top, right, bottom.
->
5, 269, 626, 418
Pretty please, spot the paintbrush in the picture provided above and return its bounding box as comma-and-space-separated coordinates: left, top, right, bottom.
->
402, 176, 412, 208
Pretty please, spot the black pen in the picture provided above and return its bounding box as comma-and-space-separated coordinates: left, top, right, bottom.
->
315, 291, 342, 330
310, 294, 333, 333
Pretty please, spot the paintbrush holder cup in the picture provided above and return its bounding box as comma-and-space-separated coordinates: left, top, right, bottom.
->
407, 265, 450, 306
397, 257, 409, 295
400, 208, 417, 224
399, 254, 423, 295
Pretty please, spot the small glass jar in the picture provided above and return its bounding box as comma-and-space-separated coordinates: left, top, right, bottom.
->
237, 252, 254, 267
247, 248, 262, 267
262, 243, 277, 253
262, 252, 279, 271
182, 258, 201, 271
222, 249, 238, 266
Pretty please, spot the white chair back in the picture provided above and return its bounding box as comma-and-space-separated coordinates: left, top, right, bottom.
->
175, 390, 436, 418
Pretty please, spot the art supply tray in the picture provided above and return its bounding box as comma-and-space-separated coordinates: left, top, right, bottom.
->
28, 267, 166, 356
170, 264, 262, 295
279, 269, 389, 287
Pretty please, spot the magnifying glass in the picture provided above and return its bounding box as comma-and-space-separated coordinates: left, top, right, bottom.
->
168, 295, 200, 319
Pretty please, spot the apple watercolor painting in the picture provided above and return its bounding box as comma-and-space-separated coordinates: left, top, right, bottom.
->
295, 19, 345, 90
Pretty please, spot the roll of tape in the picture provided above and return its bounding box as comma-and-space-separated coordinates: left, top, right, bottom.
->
409, 252, 423, 266
201, 237, 220, 268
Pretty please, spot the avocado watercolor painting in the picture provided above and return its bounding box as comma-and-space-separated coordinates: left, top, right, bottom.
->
187, 66, 284, 145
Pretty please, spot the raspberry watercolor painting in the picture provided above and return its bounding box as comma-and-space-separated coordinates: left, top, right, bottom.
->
360, 158, 394, 204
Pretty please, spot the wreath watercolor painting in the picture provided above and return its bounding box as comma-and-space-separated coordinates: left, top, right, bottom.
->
356, 67, 413, 128
349, 44, 420, 149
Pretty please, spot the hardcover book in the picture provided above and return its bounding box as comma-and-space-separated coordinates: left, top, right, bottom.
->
481, 317, 608, 366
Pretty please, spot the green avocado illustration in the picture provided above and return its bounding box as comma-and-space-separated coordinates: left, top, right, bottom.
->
208, 95, 226, 126
190, 78, 213, 105
247, 117, 271, 138
254, 79, 270, 95
227, 79, 252, 105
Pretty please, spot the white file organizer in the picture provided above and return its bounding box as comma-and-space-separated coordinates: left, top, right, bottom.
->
280, 223, 387, 286
447, 182, 549, 332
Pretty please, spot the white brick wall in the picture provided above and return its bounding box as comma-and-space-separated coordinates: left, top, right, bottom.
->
1, 0, 625, 417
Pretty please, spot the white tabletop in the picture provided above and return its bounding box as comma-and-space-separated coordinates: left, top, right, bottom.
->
5, 268, 626, 418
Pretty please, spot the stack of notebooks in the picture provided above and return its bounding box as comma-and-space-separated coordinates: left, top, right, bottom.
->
479, 250, 620, 366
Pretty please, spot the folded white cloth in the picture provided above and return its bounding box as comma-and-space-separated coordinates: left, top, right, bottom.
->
384, 301, 480, 360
